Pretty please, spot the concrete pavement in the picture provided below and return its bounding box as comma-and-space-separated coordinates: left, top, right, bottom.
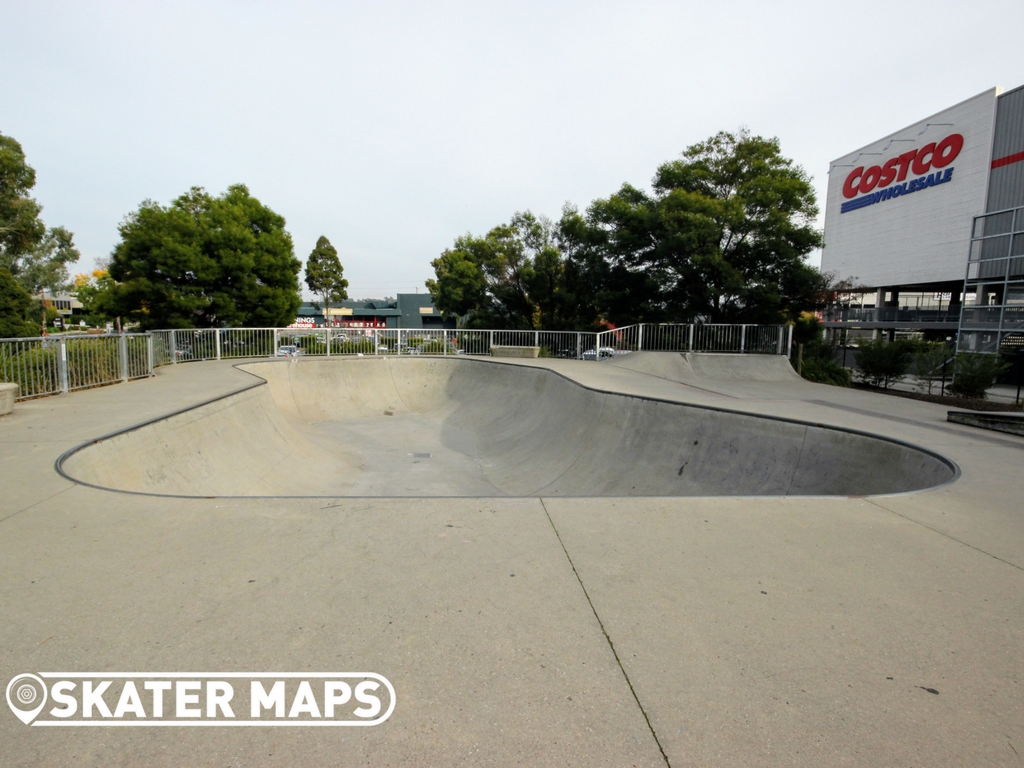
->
1, 354, 1022, 766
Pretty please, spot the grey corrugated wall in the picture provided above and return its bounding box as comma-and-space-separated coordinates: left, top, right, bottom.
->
986, 84, 1024, 213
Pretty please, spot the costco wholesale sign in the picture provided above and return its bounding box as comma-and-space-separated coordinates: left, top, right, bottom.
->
840, 133, 962, 213
820, 87, 998, 288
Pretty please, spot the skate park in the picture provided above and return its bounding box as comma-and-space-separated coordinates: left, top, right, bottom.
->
2, 350, 1022, 766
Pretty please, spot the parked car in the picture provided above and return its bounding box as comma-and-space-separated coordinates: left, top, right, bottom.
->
276, 345, 301, 357
581, 347, 617, 361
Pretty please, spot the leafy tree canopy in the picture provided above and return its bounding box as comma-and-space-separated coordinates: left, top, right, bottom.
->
72, 269, 118, 327
0, 133, 79, 295
304, 236, 348, 321
566, 129, 826, 325
0, 267, 39, 338
427, 212, 581, 330
104, 185, 302, 329
429, 130, 828, 330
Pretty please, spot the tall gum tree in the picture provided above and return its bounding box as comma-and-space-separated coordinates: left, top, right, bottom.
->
0, 133, 79, 296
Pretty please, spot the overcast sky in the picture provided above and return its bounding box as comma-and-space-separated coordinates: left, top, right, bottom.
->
3, 0, 1022, 298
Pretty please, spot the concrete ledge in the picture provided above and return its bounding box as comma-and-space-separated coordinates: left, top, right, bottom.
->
0, 382, 16, 415
948, 410, 1024, 437
491, 345, 540, 358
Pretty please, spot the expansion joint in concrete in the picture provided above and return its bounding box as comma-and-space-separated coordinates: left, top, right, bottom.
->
0, 484, 76, 526
539, 498, 673, 768
865, 499, 1024, 574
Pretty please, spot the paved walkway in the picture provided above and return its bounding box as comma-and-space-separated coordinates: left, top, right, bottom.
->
1, 357, 1022, 767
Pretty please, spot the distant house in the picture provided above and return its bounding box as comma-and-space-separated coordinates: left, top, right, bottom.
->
290, 294, 455, 330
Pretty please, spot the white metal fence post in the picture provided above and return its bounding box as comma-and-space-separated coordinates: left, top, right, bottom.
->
170, 330, 177, 364
325, 327, 330, 357
147, 334, 154, 374
489, 330, 494, 354
776, 326, 784, 355
638, 324, 644, 352
443, 329, 447, 355
215, 330, 222, 360
576, 333, 582, 360
272, 329, 279, 356
740, 325, 746, 353
57, 337, 69, 394
118, 334, 129, 382
786, 324, 794, 357
687, 324, 694, 352
374, 329, 379, 355
534, 330, 539, 349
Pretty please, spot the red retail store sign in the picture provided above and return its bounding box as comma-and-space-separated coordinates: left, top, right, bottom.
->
842, 133, 963, 198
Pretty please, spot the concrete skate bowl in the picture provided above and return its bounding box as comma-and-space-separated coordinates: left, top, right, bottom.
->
57, 357, 958, 498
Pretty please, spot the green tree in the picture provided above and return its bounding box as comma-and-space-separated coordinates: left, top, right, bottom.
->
948, 353, 1009, 400
854, 338, 916, 389
72, 269, 118, 327
789, 316, 851, 387
0, 133, 80, 296
0, 134, 44, 259
562, 129, 825, 324
105, 185, 301, 329
14, 225, 80, 296
304, 236, 348, 326
428, 212, 568, 329
0, 267, 40, 337
911, 341, 955, 395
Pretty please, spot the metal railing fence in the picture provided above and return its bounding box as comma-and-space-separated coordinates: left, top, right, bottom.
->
596, 323, 790, 357
0, 334, 153, 400
1, 323, 791, 401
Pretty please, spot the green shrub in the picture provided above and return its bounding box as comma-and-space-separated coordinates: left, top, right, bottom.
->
65, 337, 120, 388
1, 344, 58, 395
416, 341, 445, 355
788, 318, 851, 387
800, 356, 852, 387
296, 335, 324, 353
330, 338, 374, 355
0, 268, 40, 338
910, 341, 954, 395
854, 338, 916, 388
948, 353, 1009, 399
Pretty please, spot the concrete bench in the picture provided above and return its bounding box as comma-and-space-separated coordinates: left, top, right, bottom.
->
948, 410, 1024, 437
490, 345, 540, 359
0, 382, 17, 416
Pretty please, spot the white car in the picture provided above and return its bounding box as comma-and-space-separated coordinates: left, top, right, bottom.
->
276, 345, 301, 357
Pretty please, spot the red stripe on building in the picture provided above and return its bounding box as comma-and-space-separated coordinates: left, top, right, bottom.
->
991, 150, 1024, 169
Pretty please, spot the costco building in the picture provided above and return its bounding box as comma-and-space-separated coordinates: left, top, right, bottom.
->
821, 84, 1024, 353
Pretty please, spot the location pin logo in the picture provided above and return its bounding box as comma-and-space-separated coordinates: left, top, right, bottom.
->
6, 674, 48, 725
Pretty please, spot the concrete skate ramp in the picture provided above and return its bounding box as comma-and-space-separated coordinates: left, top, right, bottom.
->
608, 352, 802, 383
59, 357, 956, 498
